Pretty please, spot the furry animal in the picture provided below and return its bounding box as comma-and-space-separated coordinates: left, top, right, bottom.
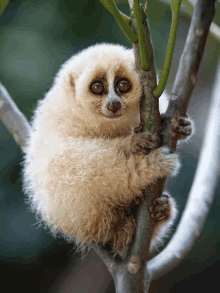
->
22, 43, 192, 256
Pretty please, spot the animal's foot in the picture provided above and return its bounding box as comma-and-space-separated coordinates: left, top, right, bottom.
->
111, 214, 136, 256
149, 194, 171, 221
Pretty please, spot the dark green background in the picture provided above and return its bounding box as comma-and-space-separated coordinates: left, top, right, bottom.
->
0, 0, 220, 292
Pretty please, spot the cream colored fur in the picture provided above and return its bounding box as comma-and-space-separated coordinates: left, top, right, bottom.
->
22, 43, 179, 255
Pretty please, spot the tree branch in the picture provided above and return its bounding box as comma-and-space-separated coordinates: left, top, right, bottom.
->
148, 54, 220, 281
93, 1, 159, 290
163, 0, 216, 150
133, 0, 151, 70
130, 4, 159, 134
98, 0, 216, 292
146, 0, 217, 280
0, 83, 31, 150
95, 1, 162, 292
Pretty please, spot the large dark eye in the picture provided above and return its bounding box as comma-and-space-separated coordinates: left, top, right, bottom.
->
116, 79, 131, 93
90, 81, 105, 95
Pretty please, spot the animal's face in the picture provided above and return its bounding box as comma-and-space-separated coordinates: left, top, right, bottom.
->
57, 44, 142, 128
78, 65, 141, 121
89, 75, 131, 119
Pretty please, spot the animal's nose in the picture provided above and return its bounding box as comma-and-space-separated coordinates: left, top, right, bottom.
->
107, 100, 121, 113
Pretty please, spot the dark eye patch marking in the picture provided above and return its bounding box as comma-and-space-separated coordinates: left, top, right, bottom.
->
89, 69, 107, 95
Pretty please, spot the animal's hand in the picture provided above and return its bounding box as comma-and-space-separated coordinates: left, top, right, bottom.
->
171, 116, 193, 140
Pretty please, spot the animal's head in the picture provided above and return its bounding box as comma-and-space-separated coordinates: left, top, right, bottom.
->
55, 43, 143, 135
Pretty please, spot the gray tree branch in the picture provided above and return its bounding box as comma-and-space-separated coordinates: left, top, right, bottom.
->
108, 0, 216, 291
163, 0, 216, 150
147, 0, 217, 281
148, 55, 220, 281
0, 83, 31, 150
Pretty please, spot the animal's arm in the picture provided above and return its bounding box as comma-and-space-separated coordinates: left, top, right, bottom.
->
46, 135, 179, 207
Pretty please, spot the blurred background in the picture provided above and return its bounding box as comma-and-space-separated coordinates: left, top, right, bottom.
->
0, 0, 220, 292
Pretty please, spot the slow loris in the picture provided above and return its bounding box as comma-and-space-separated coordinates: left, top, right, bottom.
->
22, 43, 192, 255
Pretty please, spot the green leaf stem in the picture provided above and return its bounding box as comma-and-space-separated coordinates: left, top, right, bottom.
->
99, 0, 138, 43
153, 0, 182, 98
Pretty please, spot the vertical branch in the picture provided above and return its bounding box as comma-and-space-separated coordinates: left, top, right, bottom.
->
133, 0, 151, 70
129, 1, 159, 134
148, 55, 220, 281
95, 1, 161, 292
163, 0, 216, 150
111, 1, 162, 292
147, 0, 217, 280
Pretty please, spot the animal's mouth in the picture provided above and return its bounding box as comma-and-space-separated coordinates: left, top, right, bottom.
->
103, 114, 122, 119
